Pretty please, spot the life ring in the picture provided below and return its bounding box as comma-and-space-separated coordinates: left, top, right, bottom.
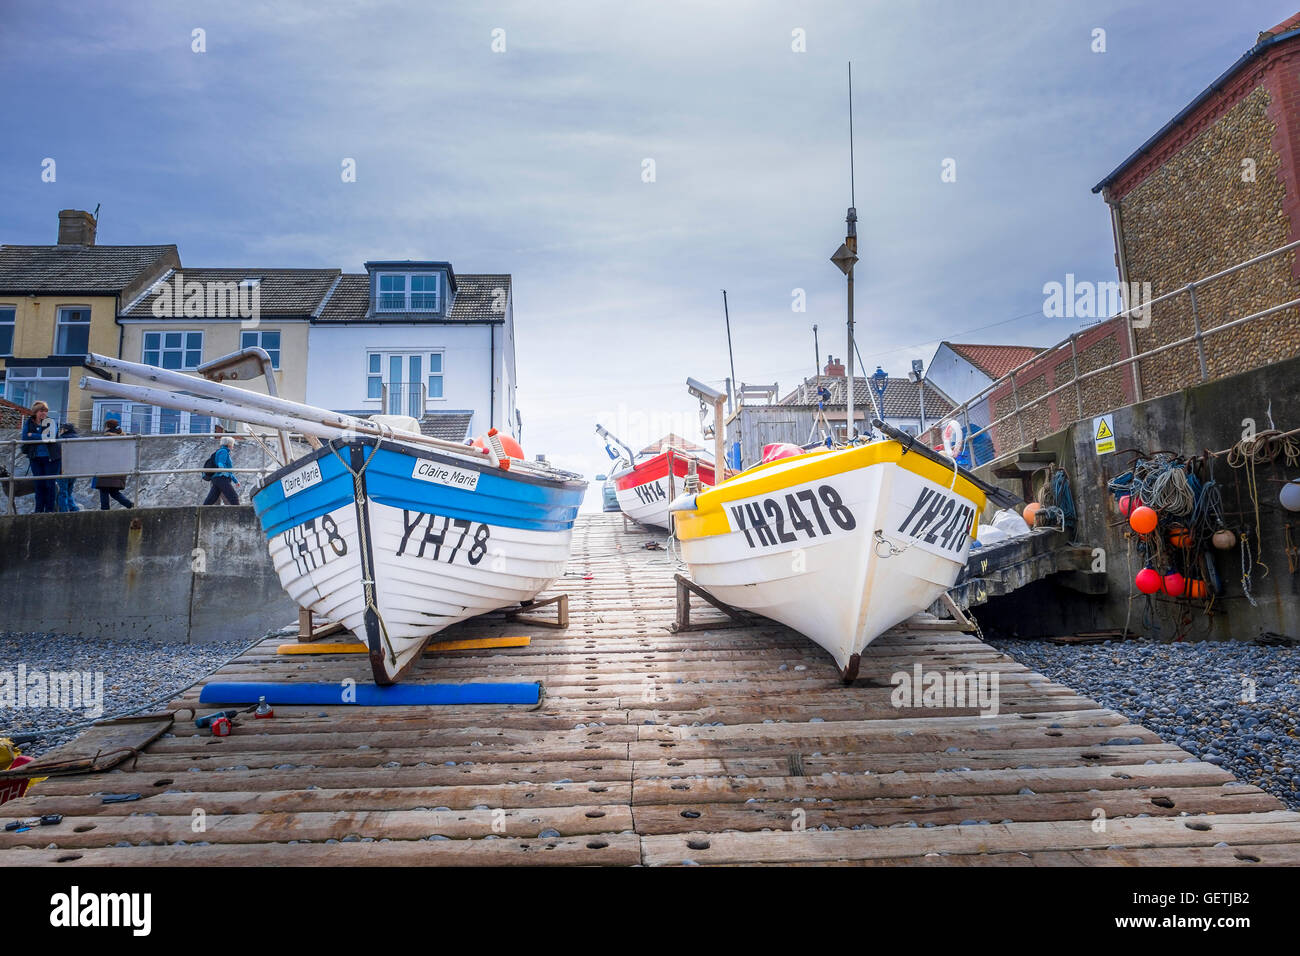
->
940, 419, 964, 458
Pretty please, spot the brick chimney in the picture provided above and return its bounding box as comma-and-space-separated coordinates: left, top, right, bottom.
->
57, 209, 97, 246
824, 355, 845, 377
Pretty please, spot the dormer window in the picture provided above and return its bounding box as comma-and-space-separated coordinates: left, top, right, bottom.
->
377, 272, 439, 312
239, 277, 261, 289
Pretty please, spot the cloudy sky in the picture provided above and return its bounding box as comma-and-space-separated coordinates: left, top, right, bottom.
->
2, 0, 1294, 498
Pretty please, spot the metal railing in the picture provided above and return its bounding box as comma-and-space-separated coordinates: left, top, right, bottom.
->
1, 431, 292, 513
920, 239, 1300, 468
380, 382, 426, 419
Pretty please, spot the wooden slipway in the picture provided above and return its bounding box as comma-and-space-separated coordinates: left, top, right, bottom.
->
4, 513, 1300, 867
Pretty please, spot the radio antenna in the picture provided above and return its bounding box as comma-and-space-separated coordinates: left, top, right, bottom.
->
848, 62, 856, 207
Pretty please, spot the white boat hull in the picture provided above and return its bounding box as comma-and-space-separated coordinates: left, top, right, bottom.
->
673, 440, 990, 678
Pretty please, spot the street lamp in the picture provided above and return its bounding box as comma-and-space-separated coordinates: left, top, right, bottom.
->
870, 366, 889, 430
908, 358, 927, 435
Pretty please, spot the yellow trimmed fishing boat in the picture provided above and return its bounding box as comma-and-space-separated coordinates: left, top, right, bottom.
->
671, 421, 1019, 681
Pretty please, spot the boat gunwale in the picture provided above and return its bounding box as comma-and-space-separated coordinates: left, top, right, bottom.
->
252, 435, 588, 500
609, 449, 716, 489
673, 439, 989, 542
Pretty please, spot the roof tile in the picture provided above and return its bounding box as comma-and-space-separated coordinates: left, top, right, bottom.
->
0, 244, 178, 294
944, 342, 1044, 379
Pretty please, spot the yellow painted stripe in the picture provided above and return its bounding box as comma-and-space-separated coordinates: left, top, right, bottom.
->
277, 635, 533, 655
674, 441, 987, 541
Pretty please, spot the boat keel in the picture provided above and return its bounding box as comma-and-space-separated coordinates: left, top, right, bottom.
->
840, 653, 861, 684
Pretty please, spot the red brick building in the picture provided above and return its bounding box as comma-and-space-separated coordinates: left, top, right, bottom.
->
1092, 12, 1300, 400
946, 14, 1300, 462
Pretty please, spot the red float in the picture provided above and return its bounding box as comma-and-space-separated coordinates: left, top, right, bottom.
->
1135, 568, 1162, 594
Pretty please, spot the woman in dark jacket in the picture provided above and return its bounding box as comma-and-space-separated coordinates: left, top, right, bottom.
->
93, 418, 134, 510
21, 401, 58, 513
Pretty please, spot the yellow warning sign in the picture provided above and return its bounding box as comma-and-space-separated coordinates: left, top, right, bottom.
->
1093, 414, 1116, 454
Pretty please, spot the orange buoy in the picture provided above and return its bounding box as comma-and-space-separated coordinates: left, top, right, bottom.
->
1167, 525, 1193, 548
472, 429, 524, 462
1129, 505, 1158, 535
1023, 502, 1042, 527
1185, 579, 1208, 599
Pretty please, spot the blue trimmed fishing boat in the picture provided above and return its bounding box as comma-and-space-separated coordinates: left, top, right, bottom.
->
252, 436, 587, 684
78, 349, 587, 685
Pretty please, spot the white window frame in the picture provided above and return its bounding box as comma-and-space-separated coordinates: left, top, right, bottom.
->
93, 398, 218, 435
143, 329, 204, 371
375, 272, 440, 313
240, 328, 281, 369
4, 366, 71, 421
0, 305, 14, 357
54, 305, 92, 355
365, 349, 445, 409
427, 350, 445, 400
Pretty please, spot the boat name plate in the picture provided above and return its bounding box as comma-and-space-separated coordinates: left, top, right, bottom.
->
281, 460, 324, 498
411, 460, 481, 492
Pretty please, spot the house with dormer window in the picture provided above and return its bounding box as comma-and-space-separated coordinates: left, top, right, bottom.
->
306, 260, 518, 442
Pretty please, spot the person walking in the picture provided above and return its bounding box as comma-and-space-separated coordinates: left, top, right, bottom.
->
55, 422, 83, 512
202, 436, 240, 505
21, 401, 58, 513
93, 418, 134, 510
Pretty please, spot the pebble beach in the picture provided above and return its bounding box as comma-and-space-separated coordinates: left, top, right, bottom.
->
989, 636, 1300, 811
0, 633, 258, 758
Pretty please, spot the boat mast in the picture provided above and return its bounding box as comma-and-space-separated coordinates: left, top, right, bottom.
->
721, 290, 737, 414
829, 62, 862, 443
846, 61, 857, 442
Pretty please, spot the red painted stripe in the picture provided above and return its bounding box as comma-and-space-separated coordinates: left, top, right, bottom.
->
613, 452, 715, 491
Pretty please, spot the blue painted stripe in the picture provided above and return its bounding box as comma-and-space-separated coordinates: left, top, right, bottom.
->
252, 441, 584, 539
252, 447, 359, 538
363, 444, 581, 533
200, 681, 541, 706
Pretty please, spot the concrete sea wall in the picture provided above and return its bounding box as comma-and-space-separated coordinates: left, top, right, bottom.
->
974, 354, 1300, 641
0, 506, 298, 643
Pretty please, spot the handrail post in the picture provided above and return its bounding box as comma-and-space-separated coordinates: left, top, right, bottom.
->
1187, 282, 1209, 382
133, 433, 142, 502
7, 440, 16, 515
963, 406, 975, 468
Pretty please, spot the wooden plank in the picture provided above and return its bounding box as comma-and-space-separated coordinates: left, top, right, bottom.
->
640, 812, 1300, 865
276, 636, 532, 655
0, 832, 642, 867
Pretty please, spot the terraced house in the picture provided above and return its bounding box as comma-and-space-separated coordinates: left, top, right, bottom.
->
113, 267, 339, 433
2, 210, 520, 442
0, 210, 177, 428
306, 260, 518, 443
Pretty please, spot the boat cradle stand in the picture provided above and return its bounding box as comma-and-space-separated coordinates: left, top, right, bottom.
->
670, 573, 766, 633
671, 574, 977, 684
297, 608, 347, 644
503, 593, 569, 629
